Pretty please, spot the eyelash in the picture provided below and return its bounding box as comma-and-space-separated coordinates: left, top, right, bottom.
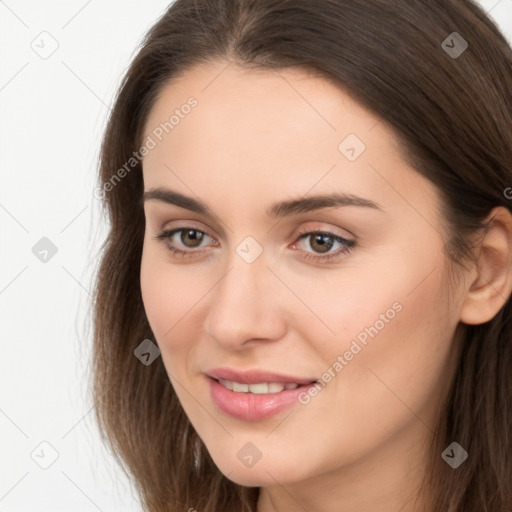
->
154, 226, 356, 263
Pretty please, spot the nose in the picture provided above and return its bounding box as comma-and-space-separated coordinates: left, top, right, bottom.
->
203, 246, 288, 350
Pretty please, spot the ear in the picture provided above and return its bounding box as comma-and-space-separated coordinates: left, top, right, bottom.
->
460, 206, 512, 325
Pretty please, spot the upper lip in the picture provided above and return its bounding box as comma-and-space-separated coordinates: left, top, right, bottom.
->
207, 367, 318, 385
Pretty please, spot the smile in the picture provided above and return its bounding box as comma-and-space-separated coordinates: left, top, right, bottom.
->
217, 379, 301, 394
208, 376, 319, 421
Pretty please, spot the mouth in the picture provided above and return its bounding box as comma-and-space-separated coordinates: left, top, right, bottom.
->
212, 378, 317, 394
206, 367, 318, 386
206, 368, 319, 421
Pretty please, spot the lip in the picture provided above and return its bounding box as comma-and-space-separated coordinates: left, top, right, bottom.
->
207, 367, 317, 385
206, 367, 318, 421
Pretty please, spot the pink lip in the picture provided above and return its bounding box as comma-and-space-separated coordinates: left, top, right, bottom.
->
207, 367, 317, 385
206, 367, 318, 421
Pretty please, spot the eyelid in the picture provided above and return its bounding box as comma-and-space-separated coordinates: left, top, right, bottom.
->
294, 222, 357, 242
157, 218, 216, 238
293, 223, 355, 242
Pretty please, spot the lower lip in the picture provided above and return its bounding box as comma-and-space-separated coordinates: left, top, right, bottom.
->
208, 377, 316, 421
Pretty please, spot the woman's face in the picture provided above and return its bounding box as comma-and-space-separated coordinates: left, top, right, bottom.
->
140, 60, 465, 495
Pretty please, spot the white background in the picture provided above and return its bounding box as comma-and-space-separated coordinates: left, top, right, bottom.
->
1, 1, 511, 510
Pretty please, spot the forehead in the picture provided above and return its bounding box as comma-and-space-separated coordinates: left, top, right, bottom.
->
143, 60, 384, 151
141, 60, 438, 222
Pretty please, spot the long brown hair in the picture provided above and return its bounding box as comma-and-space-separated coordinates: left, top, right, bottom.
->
90, 1, 512, 510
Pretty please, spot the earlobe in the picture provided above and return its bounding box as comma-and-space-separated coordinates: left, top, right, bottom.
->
460, 206, 512, 325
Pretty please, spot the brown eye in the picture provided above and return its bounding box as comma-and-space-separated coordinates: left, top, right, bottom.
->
308, 233, 335, 253
180, 229, 205, 248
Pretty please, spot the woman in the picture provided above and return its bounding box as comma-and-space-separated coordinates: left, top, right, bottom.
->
91, 1, 512, 510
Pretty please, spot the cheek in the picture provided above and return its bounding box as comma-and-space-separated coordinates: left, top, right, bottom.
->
140, 243, 211, 372
140, 244, 189, 347
301, 242, 450, 371
303, 254, 457, 453
312, 235, 455, 364
140, 248, 168, 334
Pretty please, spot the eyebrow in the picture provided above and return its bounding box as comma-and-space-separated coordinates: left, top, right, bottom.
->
142, 187, 382, 219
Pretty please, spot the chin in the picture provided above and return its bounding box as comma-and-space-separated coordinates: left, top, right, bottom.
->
211, 455, 307, 487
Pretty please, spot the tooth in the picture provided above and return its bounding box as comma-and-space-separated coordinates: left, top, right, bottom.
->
219, 379, 233, 390
248, 383, 269, 394
220, 379, 301, 393
232, 382, 249, 392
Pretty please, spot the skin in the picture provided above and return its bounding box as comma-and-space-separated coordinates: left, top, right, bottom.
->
139, 60, 512, 512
